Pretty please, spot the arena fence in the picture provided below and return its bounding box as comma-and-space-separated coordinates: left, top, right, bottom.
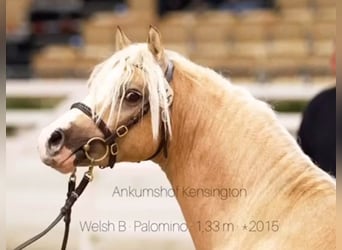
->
6, 80, 331, 135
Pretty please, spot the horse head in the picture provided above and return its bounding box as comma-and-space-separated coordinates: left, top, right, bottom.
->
38, 26, 173, 173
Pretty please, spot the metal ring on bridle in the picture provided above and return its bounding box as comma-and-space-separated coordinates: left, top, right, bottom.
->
83, 137, 109, 163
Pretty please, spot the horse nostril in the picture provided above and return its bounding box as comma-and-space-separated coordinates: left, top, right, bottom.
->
47, 129, 65, 155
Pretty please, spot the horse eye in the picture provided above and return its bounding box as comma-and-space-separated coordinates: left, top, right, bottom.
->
125, 89, 142, 103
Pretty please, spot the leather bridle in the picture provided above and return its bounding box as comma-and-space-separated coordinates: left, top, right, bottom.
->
70, 100, 150, 168
72, 60, 174, 168
14, 60, 174, 250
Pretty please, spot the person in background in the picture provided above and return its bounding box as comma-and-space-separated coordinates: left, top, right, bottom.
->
158, 0, 275, 16
217, 0, 274, 11
297, 47, 336, 177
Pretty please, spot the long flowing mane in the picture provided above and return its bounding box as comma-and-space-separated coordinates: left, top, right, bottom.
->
87, 43, 265, 139
87, 44, 173, 139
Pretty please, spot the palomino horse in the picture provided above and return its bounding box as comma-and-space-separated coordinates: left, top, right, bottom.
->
38, 27, 336, 250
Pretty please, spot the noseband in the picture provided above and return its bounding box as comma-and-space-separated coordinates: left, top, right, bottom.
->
14, 60, 174, 250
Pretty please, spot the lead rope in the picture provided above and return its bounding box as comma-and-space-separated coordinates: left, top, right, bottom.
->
13, 165, 94, 250
61, 170, 76, 250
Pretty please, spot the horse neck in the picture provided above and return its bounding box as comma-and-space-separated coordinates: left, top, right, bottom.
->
154, 61, 334, 248
156, 62, 309, 193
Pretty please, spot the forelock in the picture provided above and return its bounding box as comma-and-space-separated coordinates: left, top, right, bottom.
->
87, 44, 172, 140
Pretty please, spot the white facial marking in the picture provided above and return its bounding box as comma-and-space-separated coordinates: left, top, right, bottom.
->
38, 96, 94, 167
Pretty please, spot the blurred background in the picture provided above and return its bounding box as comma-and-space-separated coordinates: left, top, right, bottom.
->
6, 0, 336, 249
6, 0, 336, 81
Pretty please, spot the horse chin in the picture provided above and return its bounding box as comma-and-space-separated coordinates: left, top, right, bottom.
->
42, 149, 77, 174
54, 155, 77, 174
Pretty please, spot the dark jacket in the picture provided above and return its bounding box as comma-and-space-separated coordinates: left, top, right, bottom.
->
298, 87, 336, 177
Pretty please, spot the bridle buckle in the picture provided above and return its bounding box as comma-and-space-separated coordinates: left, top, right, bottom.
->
110, 143, 118, 156
116, 125, 128, 137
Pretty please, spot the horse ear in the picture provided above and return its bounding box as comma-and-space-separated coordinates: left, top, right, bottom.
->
147, 25, 164, 62
115, 26, 132, 51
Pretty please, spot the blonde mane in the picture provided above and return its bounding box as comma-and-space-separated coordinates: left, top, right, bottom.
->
87, 44, 269, 144
87, 44, 173, 139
